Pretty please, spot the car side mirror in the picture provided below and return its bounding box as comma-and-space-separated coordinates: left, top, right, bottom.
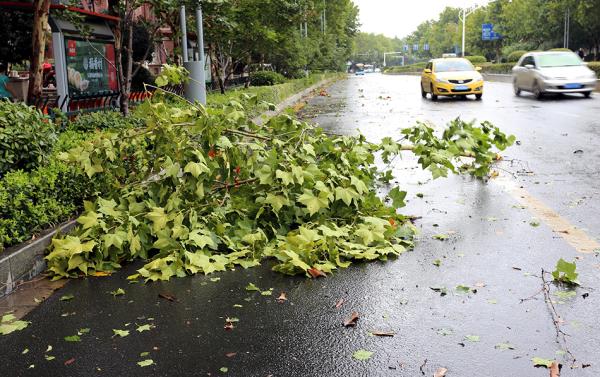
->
423, 69, 432, 74
582, 62, 589, 66
475, 66, 482, 71
525, 64, 535, 69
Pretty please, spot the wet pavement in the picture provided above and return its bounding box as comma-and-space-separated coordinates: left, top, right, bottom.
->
2, 74, 600, 376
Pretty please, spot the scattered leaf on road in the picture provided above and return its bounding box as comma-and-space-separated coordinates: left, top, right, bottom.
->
552, 259, 580, 285
529, 218, 540, 227
455, 285, 473, 294
532, 357, 554, 368
64, 335, 80, 342
335, 298, 345, 308
225, 352, 237, 358
113, 329, 130, 338
137, 359, 154, 367
276, 292, 287, 303
352, 349, 373, 361
64, 358, 75, 366
437, 328, 453, 336
432, 259, 441, 267
110, 288, 125, 297
0, 315, 29, 335
158, 292, 177, 302
136, 324, 152, 333
307, 267, 326, 278
22, 348, 29, 354
465, 335, 480, 342
220, 367, 228, 373
550, 361, 560, 377
495, 342, 515, 350
430, 286, 448, 296
343, 312, 360, 327
434, 367, 448, 377
44, 355, 55, 361
432, 234, 449, 241
370, 330, 395, 337
260, 289, 273, 296
210, 277, 221, 282
245, 283, 260, 291
59, 294, 74, 301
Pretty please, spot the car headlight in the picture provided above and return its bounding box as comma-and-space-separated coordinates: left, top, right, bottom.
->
435, 78, 449, 83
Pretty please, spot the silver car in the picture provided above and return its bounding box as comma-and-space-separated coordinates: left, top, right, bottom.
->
512, 51, 597, 99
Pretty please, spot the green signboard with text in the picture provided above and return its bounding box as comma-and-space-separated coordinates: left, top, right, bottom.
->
65, 38, 118, 96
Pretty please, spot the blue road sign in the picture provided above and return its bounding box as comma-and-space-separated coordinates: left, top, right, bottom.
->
482, 23, 501, 41
403, 44, 409, 52
424, 43, 430, 51
413, 44, 419, 51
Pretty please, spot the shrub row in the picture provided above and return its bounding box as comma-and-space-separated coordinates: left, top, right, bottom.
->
464, 55, 487, 64
0, 105, 142, 251
0, 158, 112, 250
0, 100, 56, 175
249, 71, 286, 86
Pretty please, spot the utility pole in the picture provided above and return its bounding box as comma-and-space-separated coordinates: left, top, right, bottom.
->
563, 7, 570, 49
182, 1, 207, 104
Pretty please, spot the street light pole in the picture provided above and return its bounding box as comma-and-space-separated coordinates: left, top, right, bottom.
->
459, 6, 478, 57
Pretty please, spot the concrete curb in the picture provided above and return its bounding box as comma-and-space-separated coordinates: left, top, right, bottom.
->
385, 71, 600, 91
0, 220, 77, 298
252, 76, 340, 125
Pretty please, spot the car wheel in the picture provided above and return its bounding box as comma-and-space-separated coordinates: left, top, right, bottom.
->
430, 84, 438, 101
475, 93, 482, 100
513, 80, 521, 96
533, 81, 543, 99
583, 91, 592, 98
421, 83, 427, 98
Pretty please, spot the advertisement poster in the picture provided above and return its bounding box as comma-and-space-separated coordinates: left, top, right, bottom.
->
65, 38, 118, 96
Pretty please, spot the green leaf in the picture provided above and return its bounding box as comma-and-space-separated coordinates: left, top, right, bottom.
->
297, 190, 329, 216
531, 357, 554, 368
529, 218, 541, 227
0, 319, 29, 335
22, 348, 29, 354
437, 328, 453, 336
552, 258, 579, 285
136, 324, 152, 333
432, 259, 441, 267
113, 329, 130, 337
64, 335, 81, 342
387, 187, 407, 209
110, 288, 125, 297
432, 234, 449, 241
495, 342, 515, 350
45, 355, 55, 361
335, 187, 358, 206
352, 349, 373, 361
60, 294, 75, 301
220, 367, 229, 373
140, 352, 150, 357
275, 170, 294, 186
245, 283, 260, 291
137, 359, 155, 367
464, 335, 480, 342
264, 193, 289, 212
455, 285, 472, 294
184, 161, 209, 178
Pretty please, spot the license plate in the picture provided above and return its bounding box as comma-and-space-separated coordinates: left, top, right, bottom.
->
564, 83, 582, 89
454, 85, 468, 90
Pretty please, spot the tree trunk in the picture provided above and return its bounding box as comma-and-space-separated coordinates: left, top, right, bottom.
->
117, 3, 134, 116
28, 0, 50, 104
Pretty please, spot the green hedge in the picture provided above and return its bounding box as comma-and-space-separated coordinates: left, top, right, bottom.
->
69, 110, 143, 133
0, 100, 57, 175
507, 50, 527, 63
208, 73, 342, 115
249, 71, 286, 86
586, 62, 600, 77
478, 63, 514, 74
0, 157, 112, 250
383, 63, 427, 74
465, 55, 487, 64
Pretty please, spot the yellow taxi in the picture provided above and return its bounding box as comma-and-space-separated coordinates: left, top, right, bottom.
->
420, 58, 484, 100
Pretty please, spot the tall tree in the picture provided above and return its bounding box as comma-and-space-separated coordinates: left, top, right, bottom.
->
28, 0, 51, 102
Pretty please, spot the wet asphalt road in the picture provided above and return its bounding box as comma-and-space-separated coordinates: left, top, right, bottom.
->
2, 74, 600, 377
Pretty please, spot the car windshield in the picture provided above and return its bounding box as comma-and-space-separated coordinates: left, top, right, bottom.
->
537, 53, 582, 67
434, 60, 474, 72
